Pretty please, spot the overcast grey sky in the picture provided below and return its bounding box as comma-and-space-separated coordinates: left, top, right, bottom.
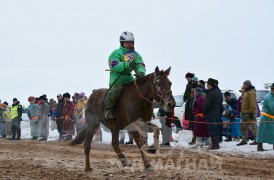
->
0, 0, 273, 106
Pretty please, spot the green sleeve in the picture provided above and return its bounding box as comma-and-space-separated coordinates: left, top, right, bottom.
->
108, 50, 130, 73
135, 52, 146, 76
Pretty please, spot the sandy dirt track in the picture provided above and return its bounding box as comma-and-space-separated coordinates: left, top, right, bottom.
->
0, 139, 274, 180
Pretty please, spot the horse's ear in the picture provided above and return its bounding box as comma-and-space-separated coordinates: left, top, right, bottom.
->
164, 66, 171, 76
155, 66, 160, 74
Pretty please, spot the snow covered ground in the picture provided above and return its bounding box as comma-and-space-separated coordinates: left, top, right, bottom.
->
20, 119, 274, 158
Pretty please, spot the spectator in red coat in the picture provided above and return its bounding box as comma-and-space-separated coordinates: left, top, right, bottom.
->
62, 92, 75, 141
190, 87, 210, 148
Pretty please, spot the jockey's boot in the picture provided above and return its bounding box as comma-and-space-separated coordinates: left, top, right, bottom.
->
257, 143, 265, 151
104, 108, 114, 119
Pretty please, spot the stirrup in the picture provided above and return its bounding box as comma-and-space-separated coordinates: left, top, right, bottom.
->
105, 109, 114, 119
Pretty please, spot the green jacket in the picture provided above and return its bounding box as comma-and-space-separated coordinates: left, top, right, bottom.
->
241, 87, 257, 114
108, 46, 146, 86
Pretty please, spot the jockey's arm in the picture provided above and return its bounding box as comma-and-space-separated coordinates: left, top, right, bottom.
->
134, 52, 146, 76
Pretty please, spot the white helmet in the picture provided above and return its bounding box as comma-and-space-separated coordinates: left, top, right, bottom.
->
120, 31, 134, 42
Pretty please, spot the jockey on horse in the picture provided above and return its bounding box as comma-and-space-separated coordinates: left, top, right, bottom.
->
104, 31, 146, 119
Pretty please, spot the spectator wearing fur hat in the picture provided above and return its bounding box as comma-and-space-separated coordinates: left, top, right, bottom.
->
203, 78, 223, 150
27, 96, 39, 140
237, 80, 258, 146
184, 72, 195, 133
37, 96, 50, 141
75, 92, 88, 134
184, 72, 195, 103
62, 92, 75, 141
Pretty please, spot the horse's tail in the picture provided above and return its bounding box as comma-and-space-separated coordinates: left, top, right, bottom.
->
69, 127, 87, 146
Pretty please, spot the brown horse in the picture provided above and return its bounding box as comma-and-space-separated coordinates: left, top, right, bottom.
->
70, 66, 175, 172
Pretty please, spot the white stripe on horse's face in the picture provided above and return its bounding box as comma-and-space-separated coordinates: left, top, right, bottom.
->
153, 69, 175, 112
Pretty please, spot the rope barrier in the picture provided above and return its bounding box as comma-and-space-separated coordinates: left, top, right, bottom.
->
163, 117, 274, 124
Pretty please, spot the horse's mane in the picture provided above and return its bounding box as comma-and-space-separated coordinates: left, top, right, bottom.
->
123, 72, 153, 89
123, 69, 167, 89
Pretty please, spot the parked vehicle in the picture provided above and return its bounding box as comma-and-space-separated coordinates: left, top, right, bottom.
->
256, 89, 269, 112
172, 95, 184, 133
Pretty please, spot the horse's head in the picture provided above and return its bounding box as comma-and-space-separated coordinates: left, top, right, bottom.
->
152, 66, 175, 112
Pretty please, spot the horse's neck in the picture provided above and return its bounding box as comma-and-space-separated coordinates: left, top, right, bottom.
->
127, 75, 154, 103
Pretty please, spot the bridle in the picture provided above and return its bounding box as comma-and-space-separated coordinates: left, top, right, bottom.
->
134, 74, 172, 104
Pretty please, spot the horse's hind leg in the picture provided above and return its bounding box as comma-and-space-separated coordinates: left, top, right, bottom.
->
84, 113, 99, 172
128, 130, 154, 172
111, 130, 130, 166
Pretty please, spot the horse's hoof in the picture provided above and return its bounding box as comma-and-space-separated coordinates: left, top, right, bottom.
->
147, 146, 157, 154
145, 164, 155, 172
121, 160, 132, 167
147, 148, 157, 154
85, 167, 93, 172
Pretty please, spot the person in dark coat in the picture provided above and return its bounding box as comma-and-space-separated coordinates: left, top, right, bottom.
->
184, 72, 195, 103
203, 78, 223, 150
190, 87, 210, 148
184, 73, 195, 133
55, 94, 64, 140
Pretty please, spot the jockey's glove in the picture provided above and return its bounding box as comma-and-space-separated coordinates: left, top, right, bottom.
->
134, 73, 143, 79
129, 62, 136, 69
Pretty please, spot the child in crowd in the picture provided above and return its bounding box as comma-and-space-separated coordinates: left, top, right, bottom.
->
222, 101, 236, 141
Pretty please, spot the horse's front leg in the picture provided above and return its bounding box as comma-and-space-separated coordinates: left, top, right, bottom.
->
128, 130, 154, 172
111, 130, 130, 166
